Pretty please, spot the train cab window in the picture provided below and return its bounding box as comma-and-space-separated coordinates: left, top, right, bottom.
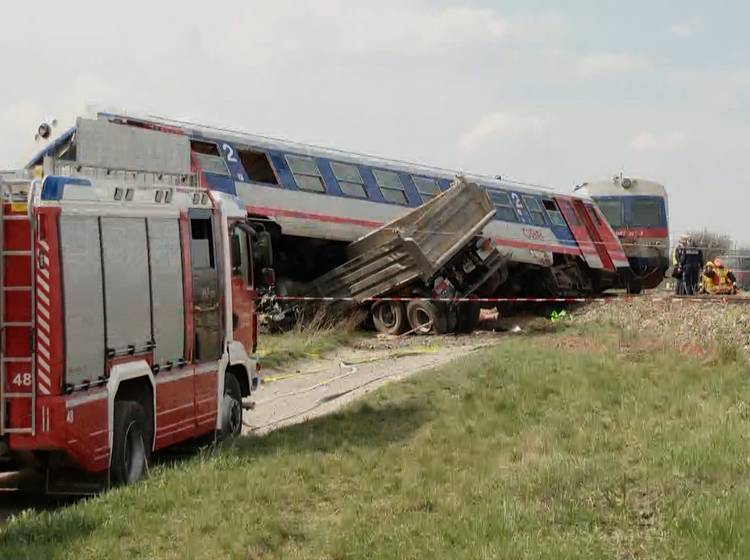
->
587, 206, 603, 226
542, 199, 567, 227
630, 198, 663, 227
191, 141, 230, 176
238, 149, 278, 185
412, 176, 440, 202
487, 190, 518, 222
522, 196, 547, 226
190, 218, 215, 269
373, 169, 408, 204
331, 162, 367, 198
286, 155, 326, 193
596, 199, 623, 228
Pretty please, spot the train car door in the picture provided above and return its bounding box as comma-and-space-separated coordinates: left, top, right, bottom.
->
574, 200, 615, 271
583, 202, 627, 269
229, 224, 256, 353
188, 209, 223, 430
554, 197, 606, 270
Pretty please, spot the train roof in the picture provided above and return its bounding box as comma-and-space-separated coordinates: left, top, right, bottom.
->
28, 110, 569, 199
575, 176, 667, 198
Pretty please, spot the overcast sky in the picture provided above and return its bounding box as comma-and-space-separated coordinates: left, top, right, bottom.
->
1, 1, 748, 242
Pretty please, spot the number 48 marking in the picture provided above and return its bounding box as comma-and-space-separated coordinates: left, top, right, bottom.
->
11, 373, 32, 387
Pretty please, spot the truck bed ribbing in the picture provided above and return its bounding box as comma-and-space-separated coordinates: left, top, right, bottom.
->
306, 180, 497, 303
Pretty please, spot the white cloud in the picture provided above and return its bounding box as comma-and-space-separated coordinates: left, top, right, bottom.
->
459, 111, 546, 151
576, 52, 650, 78
630, 131, 686, 152
667, 21, 697, 39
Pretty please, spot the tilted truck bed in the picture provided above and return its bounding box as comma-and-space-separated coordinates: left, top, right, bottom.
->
307, 179, 497, 302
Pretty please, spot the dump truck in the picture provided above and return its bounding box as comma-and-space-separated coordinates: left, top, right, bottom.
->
281, 179, 506, 334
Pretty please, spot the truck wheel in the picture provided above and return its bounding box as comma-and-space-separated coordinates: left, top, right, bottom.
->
406, 300, 447, 335
371, 301, 407, 335
219, 374, 243, 439
455, 302, 481, 333
111, 401, 150, 486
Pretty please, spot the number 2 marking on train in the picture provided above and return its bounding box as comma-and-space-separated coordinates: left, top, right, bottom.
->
222, 143, 238, 163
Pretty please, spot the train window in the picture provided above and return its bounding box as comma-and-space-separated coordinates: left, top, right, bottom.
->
191, 141, 230, 176
596, 199, 623, 228
238, 149, 278, 185
587, 206, 603, 226
412, 176, 440, 202
523, 196, 547, 226
487, 190, 518, 222
542, 199, 567, 227
286, 155, 326, 193
630, 198, 662, 227
331, 162, 367, 199
373, 169, 408, 205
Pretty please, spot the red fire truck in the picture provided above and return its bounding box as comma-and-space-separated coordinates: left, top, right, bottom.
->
0, 161, 267, 492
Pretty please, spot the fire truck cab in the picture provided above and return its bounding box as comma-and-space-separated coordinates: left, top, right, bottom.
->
0, 160, 265, 492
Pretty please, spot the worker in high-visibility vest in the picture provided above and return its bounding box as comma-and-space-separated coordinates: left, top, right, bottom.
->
701, 258, 738, 295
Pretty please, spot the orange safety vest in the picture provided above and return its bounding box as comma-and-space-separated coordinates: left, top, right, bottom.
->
703, 265, 734, 294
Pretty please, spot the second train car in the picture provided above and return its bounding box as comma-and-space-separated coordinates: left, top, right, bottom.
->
576, 176, 669, 293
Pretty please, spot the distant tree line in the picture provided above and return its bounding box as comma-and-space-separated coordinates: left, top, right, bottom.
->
684, 230, 733, 261
682, 229, 750, 262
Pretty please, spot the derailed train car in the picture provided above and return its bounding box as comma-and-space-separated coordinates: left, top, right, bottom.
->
576, 176, 669, 293
26, 112, 631, 307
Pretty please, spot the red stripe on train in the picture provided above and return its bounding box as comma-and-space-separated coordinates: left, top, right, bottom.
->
615, 227, 669, 238
245, 204, 634, 262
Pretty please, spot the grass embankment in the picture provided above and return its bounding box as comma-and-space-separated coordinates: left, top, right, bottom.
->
3, 322, 750, 559
259, 313, 365, 369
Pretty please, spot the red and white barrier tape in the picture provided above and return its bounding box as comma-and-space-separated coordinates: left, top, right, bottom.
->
266, 295, 603, 304
260, 294, 750, 304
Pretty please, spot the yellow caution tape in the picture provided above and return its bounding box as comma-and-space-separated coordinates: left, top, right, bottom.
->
262, 345, 440, 384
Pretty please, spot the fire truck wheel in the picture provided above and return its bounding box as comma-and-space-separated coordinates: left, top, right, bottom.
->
220, 374, 243, 439
406, 300, 447, 335
371, 301, 407, 335
111, 401, 150, 486
455, 302, 481, 333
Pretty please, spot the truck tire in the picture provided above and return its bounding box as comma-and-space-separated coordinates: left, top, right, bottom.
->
111, 401, 150, 486
406, 300, 447, 335
219, 373, 243, 439
371, 301, 407, 335
455, 302, 481, 333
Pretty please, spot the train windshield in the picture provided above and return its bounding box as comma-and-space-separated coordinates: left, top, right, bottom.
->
594, 196, 665, 229
630, 198, 663, 227
596, 199, 623, 228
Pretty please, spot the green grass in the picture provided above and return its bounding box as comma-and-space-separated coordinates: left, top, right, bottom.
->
3, 325, 750, 559
259, 313, 365, 369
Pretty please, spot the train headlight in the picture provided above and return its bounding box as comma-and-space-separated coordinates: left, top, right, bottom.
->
34, 119, 58, 141
622, 178, 633, 189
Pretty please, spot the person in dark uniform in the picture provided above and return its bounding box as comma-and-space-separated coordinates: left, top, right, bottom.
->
679, 241, 704, 295
672, 235, 688, 294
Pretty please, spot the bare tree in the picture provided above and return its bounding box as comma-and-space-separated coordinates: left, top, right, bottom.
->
685, 229, 733, 262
